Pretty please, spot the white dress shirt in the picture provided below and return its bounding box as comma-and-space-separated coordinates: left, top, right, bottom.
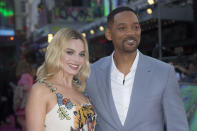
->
111, 50, 139, 125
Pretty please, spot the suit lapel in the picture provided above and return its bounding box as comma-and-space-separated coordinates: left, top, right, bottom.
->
98, 55, 123, 129
124, 52, 152, 129
106, 65, 123, 128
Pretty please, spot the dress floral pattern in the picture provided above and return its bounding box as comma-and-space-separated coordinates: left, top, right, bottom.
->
39, 80, 97, 131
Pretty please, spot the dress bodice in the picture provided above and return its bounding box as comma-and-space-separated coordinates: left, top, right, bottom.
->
39, 80, 97, 131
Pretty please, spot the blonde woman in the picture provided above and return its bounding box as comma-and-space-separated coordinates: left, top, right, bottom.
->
26, 28, 96, 131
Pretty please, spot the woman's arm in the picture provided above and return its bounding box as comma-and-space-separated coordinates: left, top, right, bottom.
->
26, 83, 47, 131
174, 65, 189, 75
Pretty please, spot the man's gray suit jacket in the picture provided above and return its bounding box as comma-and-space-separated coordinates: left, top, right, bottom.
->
85, 52, 189, 131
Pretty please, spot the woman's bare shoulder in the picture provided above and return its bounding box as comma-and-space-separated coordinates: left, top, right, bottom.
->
29, 82, 52, 99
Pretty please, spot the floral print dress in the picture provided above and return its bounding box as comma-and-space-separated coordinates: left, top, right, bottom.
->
40, 80, 97, 131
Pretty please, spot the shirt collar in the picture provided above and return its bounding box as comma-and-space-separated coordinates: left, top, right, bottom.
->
111, 50, 139, 73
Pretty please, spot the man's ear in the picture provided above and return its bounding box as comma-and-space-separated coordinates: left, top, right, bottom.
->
105, 28, 112, 41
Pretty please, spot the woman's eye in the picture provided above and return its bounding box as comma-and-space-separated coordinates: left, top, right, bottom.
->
79, 53, 85, 57
66, 51, 73, 55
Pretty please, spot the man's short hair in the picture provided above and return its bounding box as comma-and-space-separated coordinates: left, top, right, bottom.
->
107, 6, 136, 27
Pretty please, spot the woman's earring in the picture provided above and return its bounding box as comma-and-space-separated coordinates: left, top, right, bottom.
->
73, 76, 81, 86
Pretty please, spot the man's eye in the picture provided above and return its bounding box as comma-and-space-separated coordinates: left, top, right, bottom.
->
66, 51, 73, 55
118, 27, 126, 31
133, 25, 140, 30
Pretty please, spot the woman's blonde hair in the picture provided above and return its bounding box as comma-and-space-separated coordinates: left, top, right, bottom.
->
36, 27, 90, 92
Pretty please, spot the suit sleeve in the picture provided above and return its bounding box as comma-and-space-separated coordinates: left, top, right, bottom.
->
163, 66, 189, 131
84, 79, 90, 97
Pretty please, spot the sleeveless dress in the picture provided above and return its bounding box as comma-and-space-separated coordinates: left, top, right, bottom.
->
39, 80, 97, 131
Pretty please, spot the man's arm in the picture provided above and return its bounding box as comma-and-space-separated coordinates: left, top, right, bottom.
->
163, 66, 189, 131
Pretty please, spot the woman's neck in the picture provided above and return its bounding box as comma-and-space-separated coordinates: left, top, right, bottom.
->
50, 71, 73, 88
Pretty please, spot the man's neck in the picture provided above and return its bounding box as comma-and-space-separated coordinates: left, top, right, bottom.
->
113, 50, 137, 76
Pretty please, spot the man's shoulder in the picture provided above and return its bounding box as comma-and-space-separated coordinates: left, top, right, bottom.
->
142, 54, 172, 69
91, 55, 111, 68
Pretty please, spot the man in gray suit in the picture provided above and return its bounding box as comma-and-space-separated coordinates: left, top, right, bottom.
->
85, 6, 189, 131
